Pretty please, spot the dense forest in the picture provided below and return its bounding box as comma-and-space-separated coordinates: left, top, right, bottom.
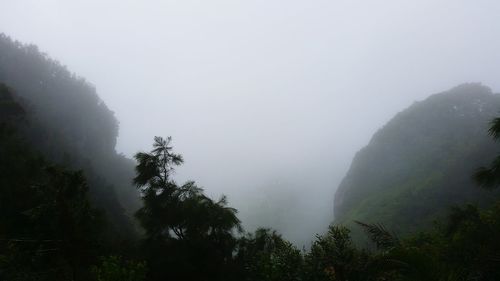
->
2, 34, 500, 281
0, 33, 140, 236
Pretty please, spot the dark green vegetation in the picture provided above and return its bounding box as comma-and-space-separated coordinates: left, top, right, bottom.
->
2, 33, 500, 280
0, 84, 108, 280
0, 34, 140, 236
334, 83, 500, 236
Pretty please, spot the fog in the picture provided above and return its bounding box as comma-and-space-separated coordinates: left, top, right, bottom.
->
2, 0, 500, 245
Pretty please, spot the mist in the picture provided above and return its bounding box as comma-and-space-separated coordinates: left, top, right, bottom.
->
3, 0, 500, 246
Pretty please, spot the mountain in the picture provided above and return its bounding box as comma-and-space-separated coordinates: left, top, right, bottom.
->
334, 83, 500, 236
0, 34, 140, 236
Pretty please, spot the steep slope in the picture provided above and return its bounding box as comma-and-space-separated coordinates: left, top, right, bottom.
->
0, 34, 140, 235
334, 83, 500, 235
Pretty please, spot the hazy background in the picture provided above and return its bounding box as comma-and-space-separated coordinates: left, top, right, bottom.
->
2, 0, 500, 246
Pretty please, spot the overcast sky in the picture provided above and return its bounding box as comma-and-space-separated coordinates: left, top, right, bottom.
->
2, 0, 500, 245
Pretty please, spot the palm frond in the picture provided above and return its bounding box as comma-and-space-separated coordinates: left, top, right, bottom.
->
355, 221, 399, 250
488, 117, 500, 141
474, 156, 500, 190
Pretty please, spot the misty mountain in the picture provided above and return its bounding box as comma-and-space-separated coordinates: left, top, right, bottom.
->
0, 34, 140, 235
334, 83, 500, 236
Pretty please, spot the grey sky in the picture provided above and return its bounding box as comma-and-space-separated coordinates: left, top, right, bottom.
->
2, 0, 500, 245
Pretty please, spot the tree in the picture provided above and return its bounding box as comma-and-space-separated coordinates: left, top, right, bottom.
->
235, 228, 303, 281
92, 256, 147, 281
133, 136, 241, 281
305, 225, 359, 281
0, 87, 105, 281
475, 117, 500, 189
0, 165, 105, 281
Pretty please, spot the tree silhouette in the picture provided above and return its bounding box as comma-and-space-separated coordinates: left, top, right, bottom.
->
133, 136, 241, 281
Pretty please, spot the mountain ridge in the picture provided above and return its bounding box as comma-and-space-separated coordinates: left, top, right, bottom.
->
0, 33, 140, 235
334, 83, 500, 235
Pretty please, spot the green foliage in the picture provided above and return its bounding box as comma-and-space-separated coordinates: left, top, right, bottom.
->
306, 225, 355, 281
92, 256, 147, 281
0, 34, 140, 238
0, 86, 106, 280
236, 228, 303, 281
134, 136, 241, 281
134, 136, 240, 240
475, 117, 500, 189
335, 83, 500, 237
439, 203, 500, 279
0, 83, 24, 122
355, 221, 399, 251
3, 32, 500, 281
0, 144, 105, 280
134, 136, 184, 190
301, 200, 500, 281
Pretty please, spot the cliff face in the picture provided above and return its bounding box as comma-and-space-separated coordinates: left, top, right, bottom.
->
334, 83, 500, 234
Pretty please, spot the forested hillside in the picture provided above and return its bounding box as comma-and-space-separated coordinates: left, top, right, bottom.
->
2, 33, 500, 280
334, 83, 500, 235
0, 84, 111, 279
0, 34, 140, 235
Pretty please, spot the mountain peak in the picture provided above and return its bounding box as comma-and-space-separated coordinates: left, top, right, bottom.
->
334, 84, 500, 237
